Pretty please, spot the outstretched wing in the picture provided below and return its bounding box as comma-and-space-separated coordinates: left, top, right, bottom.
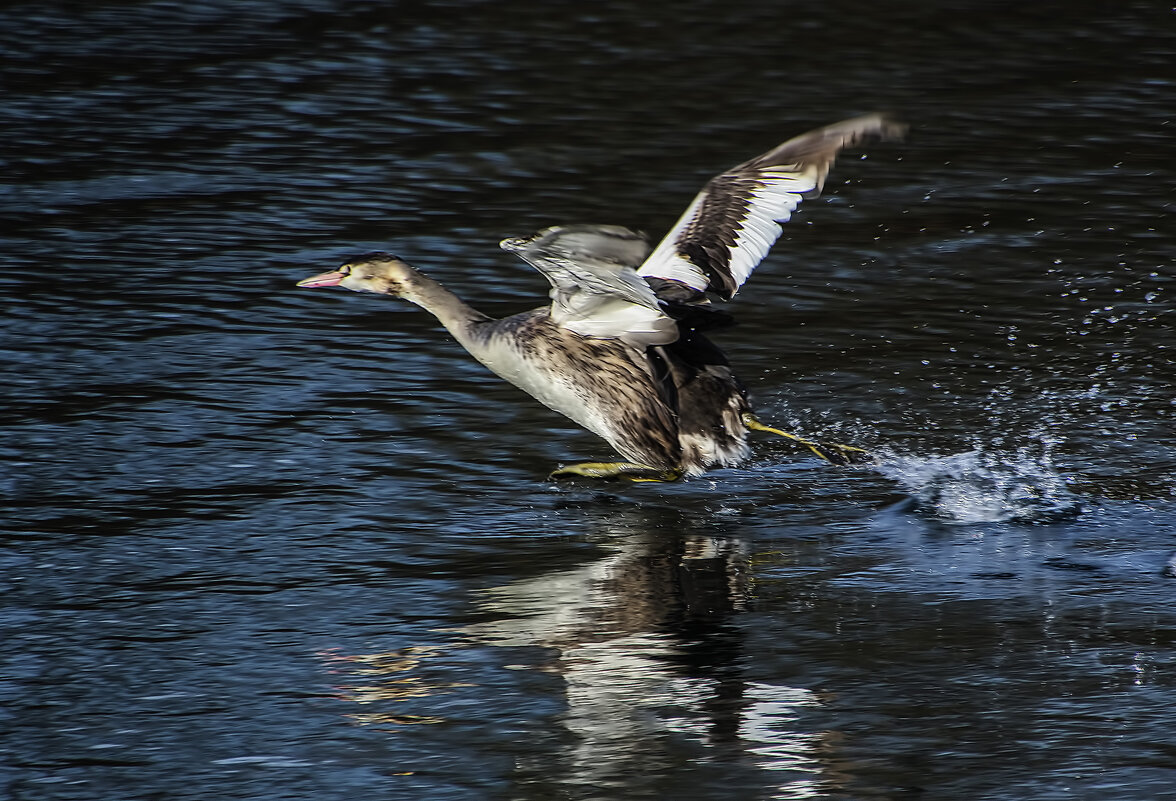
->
501, 224, 677, 347
636, 114, 905, 300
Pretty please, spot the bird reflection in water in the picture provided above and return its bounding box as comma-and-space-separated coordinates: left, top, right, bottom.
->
322, 504, 832, 797
320, 645, 464, 728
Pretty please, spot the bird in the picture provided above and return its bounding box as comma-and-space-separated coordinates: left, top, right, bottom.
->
297, 114, 905, 481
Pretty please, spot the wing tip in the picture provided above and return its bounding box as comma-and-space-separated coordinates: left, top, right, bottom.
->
753, 112, 907, 168
840, 111, 909, 144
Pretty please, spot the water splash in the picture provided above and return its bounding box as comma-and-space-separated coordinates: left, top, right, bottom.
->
874, 446, 1082, 524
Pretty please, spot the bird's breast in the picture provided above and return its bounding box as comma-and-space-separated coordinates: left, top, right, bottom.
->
463, 314, 676, 460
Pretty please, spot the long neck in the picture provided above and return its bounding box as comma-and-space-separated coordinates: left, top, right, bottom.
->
398, 268, 492, 347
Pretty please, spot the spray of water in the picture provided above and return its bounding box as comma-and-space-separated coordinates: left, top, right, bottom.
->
872, 444, 1082, 524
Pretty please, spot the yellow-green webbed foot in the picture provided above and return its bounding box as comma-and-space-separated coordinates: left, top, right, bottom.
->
742, 413, 870, 466
548, 462, 683, 482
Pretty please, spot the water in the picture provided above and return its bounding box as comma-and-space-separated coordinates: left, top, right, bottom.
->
2, 1, 1174, 799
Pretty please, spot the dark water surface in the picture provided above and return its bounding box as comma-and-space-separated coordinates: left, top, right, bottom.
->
3, 1, 1174, 799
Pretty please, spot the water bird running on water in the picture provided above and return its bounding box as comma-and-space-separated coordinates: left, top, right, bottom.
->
297, 114, 905, 481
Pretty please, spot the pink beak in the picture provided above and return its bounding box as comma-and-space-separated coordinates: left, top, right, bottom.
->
296, 270, 346, 288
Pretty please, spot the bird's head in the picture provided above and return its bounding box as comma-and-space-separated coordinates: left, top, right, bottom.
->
296, 252, 416, 297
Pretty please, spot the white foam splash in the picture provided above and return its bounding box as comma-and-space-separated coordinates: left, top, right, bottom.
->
874, 447, 1082, 524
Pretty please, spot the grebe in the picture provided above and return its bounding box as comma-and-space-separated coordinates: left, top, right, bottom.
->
297, 114, 904, 481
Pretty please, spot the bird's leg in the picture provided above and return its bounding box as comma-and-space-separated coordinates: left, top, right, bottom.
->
742, 413, 869, 466
548, 462, 683, 482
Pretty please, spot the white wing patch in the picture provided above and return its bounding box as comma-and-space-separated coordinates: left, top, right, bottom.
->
637, 193, 709, 291
637, 168, 818, 297
555, 295, 673, 342
729, 171, 814, 287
